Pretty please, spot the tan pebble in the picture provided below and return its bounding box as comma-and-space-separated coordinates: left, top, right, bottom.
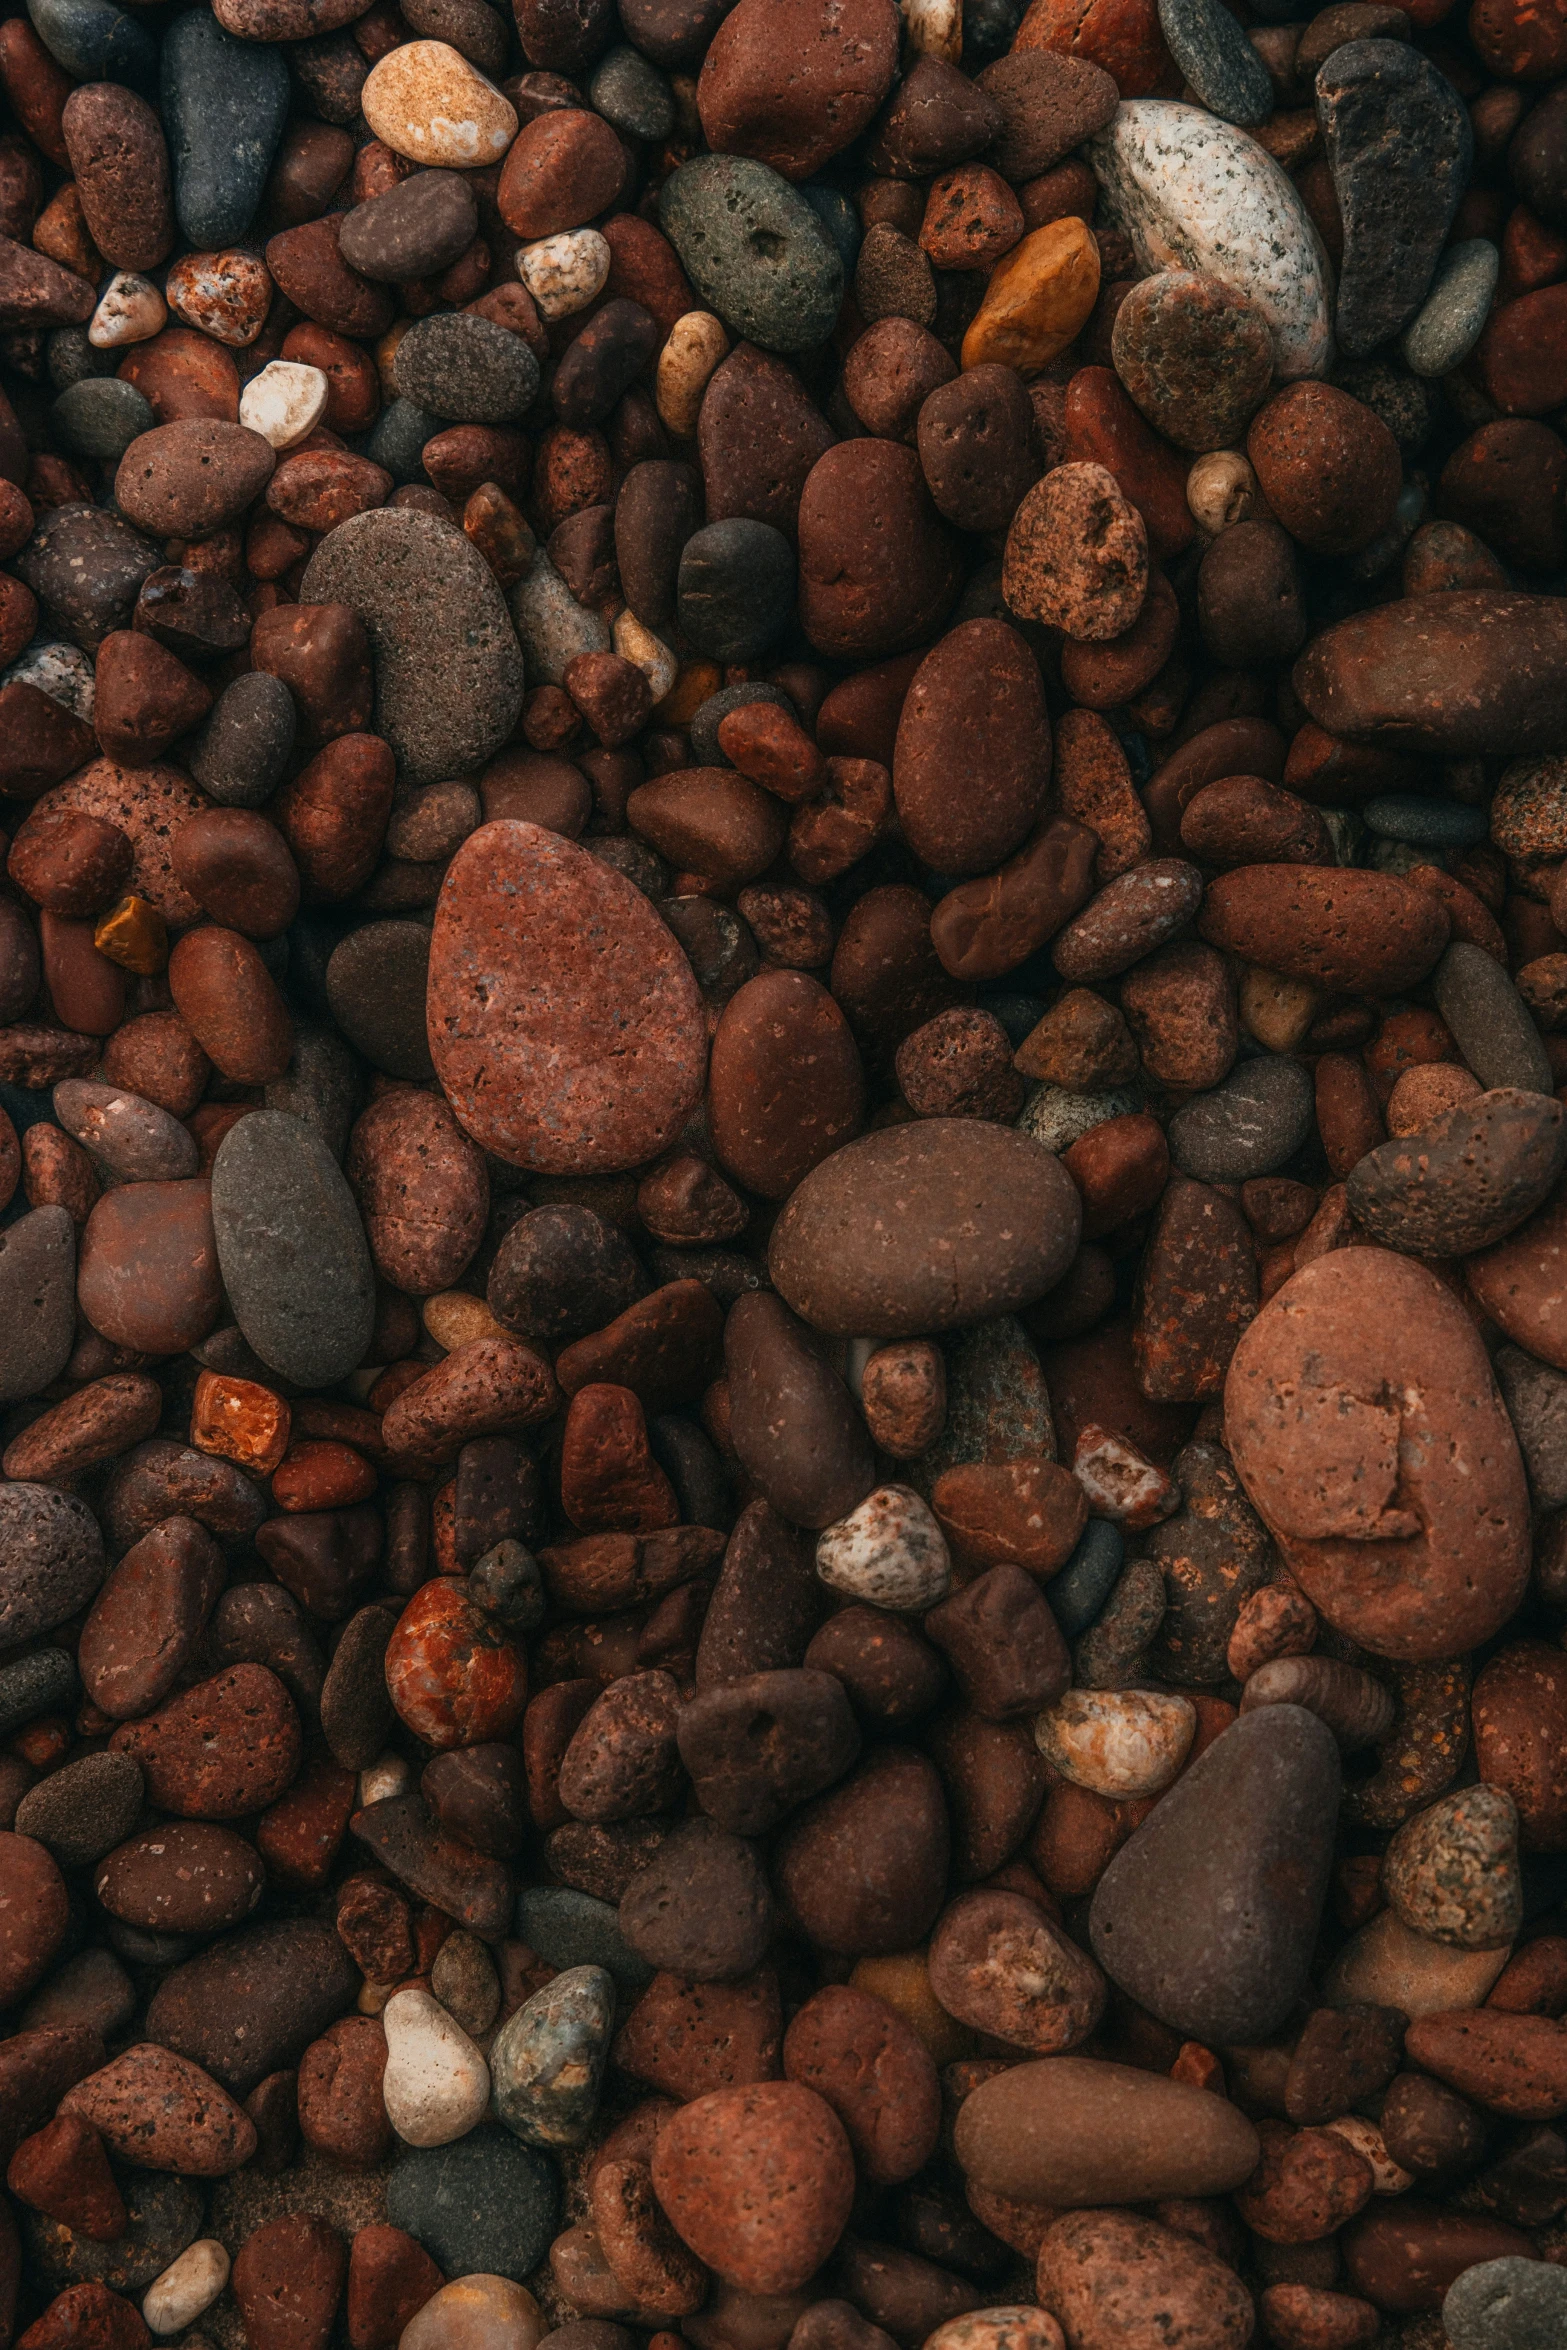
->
1323, 1908, 1510, 2016
362, 39, 517, 168
89, 270, 166, 348
423, 1291, 508, 1351
517, 228, 610, 320
399, 2275, 543, 2350
656, 310, 729, 437
613, 610, 677, 703
904, 0, 963, 59
382, 1985, 490, 2146
240, 360, 330, 451
1323, 2113, 1414, 2194
925, 2316, 1064, 2350
143, 2240, 230, 2337
1034, 1687, 1196, 1798
1186, 449, 1263, 537
1240, 965, 1321, 1051
359, 1753, 413, 1807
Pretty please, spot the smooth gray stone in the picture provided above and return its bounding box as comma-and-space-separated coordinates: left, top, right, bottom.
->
660, 153, 845, 353
162, 8, 290, 247
1168, 1057, 1315, 1180
1444, 2257, 1567, 2350
364, 395, 441, 483
589, 44, 674, 140
1433, 940, 1554, 1097
0, 1647, 77, 1736
393, 312, 540, 425
210, 1109, 375, 1387
514, 1886, 653, 1992
1402, 237, 1499, 376
263, 1024, 362, 1163
1159, 0, 1272, 123
28, 0, 157, 92
14, 1749, 144, 1866
1048, 1519, 1125, 1637
0, 1206, 77, 1404
187, 669, 296, 807
1319, 39, 1472, 356
387, 2125, 559, 2284
51, 378, 154, 463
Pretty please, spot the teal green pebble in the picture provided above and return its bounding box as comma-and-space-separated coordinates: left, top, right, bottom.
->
659, 154, 845, 353
489, 1963, 615, 2149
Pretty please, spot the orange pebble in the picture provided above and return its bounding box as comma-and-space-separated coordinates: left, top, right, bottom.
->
271, 1438, 378, 1513
190, 1368, 292, 1476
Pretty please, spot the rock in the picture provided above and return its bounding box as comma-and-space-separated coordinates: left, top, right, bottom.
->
1225, 1249, 1531, 1660
697, 0, 897, 178
1198, 866, 1448, 994
231, 2214, 347, 2350
1003, 462, 1146, 641
893, 622, 1049, 875
211, 1111, 375, 1387
361, 39, 517, 167
0, 1481, 102, 1643
650, 2082, 855, 2294
489, 1964, 614, 2146
619, 1822, 773, 1981
1432, 944, 1554, 1097
659, 156, 844, 352
1088, 101, 1333, 380
1293, 593, 1567, 759
1469, 1185, 1567, 1371
1384, 1785, 1521, 1951
678, 1668, 860, 1835
386, 2125, 559, 2284
768, 1122, 1081, 1338
142, 1918, 356, 2095
1443, 2258, 1567, 2350
61, 2047, 256, 2177
161, 10, 289, 247
1089, 1705, 1340, 2041
0, 1834, 68, 2009
141, 2238, 229, 2337
1034, 1688, 1195, 1798
401, 2277, 544, 2350
1158, 0, 1271, 121
394, 313, 540, 424
797, 441, 962, 659
381, 1988, 490, 2149
1037, 2211, 1254, 2350
14, 1754, 143, 1869
953, 2057, 1260, 2205
0, 1208, 78, 1403
1319, 40, 1472, 358
961, 218, 1101, 374
428, 820, 706, 1173
780, 1985, 938, 2186
772, 1747, 948, 1955
816, 1486, 951, 1613
301, 508, 523, 785
1402, 238, 1499, 377
1346, 1089, 1566, 1255
677, 520, 795, 662
1110, 270, 1274, 452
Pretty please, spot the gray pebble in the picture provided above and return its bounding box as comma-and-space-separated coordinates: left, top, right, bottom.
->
1362, 792, 1488, 848
589, 44, 674, 140
678, 518, 796, 662
51, 378, 154, 464
161, 7, 290, 247
53, 1079, 198, 1182
187, 670, 296, 807
25, 2174, 204, 2296
14, 1749, 143, 1866
28, 0, 158, 94
325, 920, 434, 1081
387, 2124, 559, 2283
15, 504, 160, 652
1445, 2258, 1567, 2350
1168, 1056, 1314, 1180
319, 1602, 396, 1771
365, 396, 442, 484
1401, 237, 1499, 377
211, 1109, 376, 1388
659, 153, 845, 353
1158, 0, 1272, 123
800, 181, 861, 271
1433, 941, 1554, 1097
0, 1647, 77, 1736
1074, 1554, 1166, 1688
0, 1207, 78, 1406
489, 1964, 615, 2148
393, 311, 540, 425
509, 552, 611, 685
263, 1024, 362, 1163
303, 506, 524, 784
47, 326, 117, 394
1318, 39, 1473, 357
1494, 1346, 1567, 1511
1048, 1519, 1125, 1637
514, 1886, 653, 1993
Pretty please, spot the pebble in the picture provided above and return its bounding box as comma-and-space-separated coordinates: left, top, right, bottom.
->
381, 1987, 491, 2148
1444, 2258, 1567, 2350
394, 313, 540, 425
301, 508, 524, 785
659, 155, 845, 352
650, 2082, 855, 2293
1034, 1688, 1195, 1798
1402, 238, 1499, 377
386, 2125, 559, 2283
401, 2278, 544, 2350
141, 2239, 229, 2338
954, 2057, 1261, 2206
489, 1964, 614, 2147
1167, 1056, 1317, 1180
210, 1111, 375, 1387
0, 1211, 78, 1405
1432, 942, 1554, 1097
815, 1486, 951, 1612
1158, 0, 1271, 122
1318, 40, 1472, 359
1091, 105, 1333, 383
239, 361, 328, 451
1383, 1785, 1522, 1951
361, 40, 517, 167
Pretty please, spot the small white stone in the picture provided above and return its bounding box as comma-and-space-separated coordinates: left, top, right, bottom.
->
612, 609, 676, 704
400, 2276, 544, 2350
518, 229, 611, 321
143, 2240, 230, 2337
655, 309, 728, 436
1323, 2113, 1414, 2195
816, 1483, 952, 1612
382, 1985, 491, 2147
1034, 1687, 1197, 1798
1090, 101, 1333, 379
359, 1752, 413, 1807
240, 359, 330, 451
3, 639, 95, 722
88, 271, 166, 350
902, 0, 962, 60
1185, 448, 1261, 538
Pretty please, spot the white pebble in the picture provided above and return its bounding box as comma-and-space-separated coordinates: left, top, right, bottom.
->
1034, 1687, 1197, 1798
143, 2240, 229, 2337
1090, 101, 1333, 380
613, 609, 677, 704
3, 639, 95, 722
1324, 2113, 1414, 2195
382, 1985, 491, 2147
1185, 449, 1262, 538
902, 0, 962, 59
240, 360, 330, 451
88, 271, 166, 349
359, 1753, 413, 1807
816, 1483, 952, 1612
655, 309, 728, 436
518, 229, 610, 320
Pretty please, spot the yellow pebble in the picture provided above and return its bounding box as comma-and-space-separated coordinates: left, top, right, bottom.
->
961, 217, 1101, 375
93, 894, 167, 975
655, 310, 729, 438
423, 1291, 508, 1351
653, 659, 723, 727
1240, 964, 1321, 1053
851, 1948, 976, 2066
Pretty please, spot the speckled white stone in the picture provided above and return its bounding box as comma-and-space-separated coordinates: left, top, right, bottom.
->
1089, 101, 1333, 379
816, 1483, 952, 1611
382, 1986, 491, 2147
517, 229, 611, 320
2, 639, 95, 722
143, 2240, 229, 2336
613, 609, 676, 703
240, 360, 329, 450
88, 271, 166, 350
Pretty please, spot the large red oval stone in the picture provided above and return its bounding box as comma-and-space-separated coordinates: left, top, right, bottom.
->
426, 819, 707, 1173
